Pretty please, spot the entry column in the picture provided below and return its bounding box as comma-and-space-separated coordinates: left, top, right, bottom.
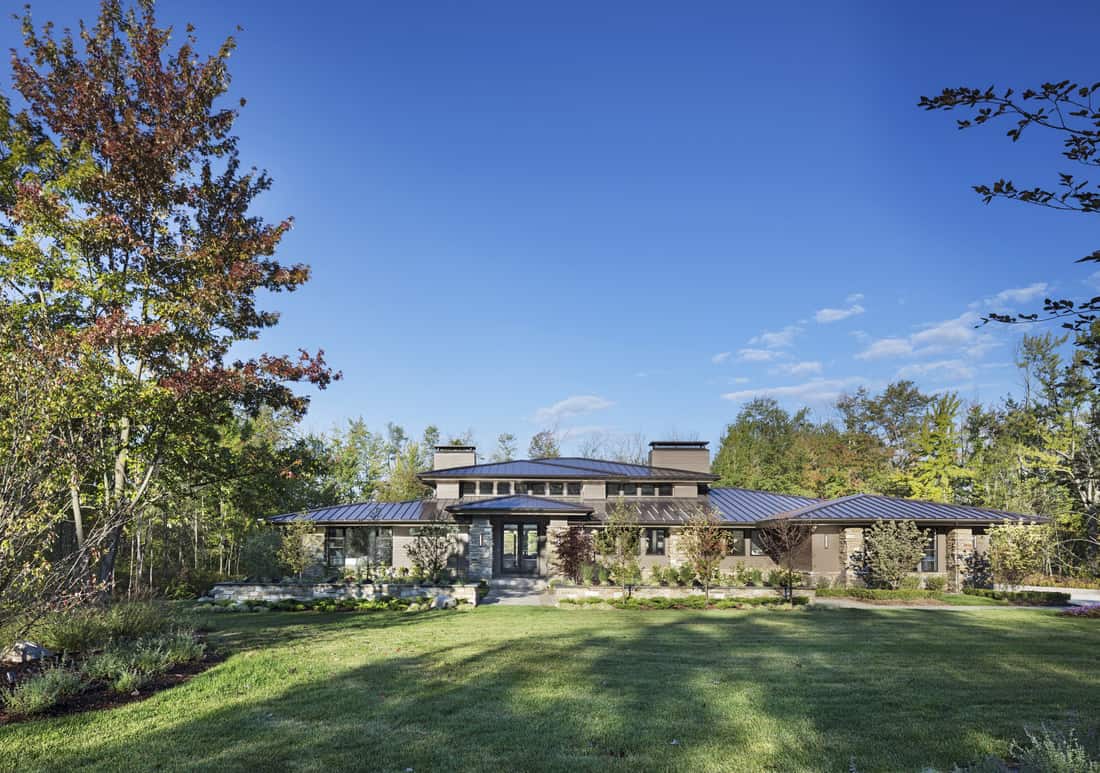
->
468, 518, 494, 581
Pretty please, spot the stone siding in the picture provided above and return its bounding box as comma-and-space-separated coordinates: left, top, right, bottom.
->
211, 582, 479, 606
467, 518, 493, 580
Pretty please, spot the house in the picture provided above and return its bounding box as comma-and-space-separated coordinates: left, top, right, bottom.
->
268, 441, 1036, 590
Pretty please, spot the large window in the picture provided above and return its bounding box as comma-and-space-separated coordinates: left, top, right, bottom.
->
324, 527, 345, 567
919, 532, 937, 572
644, 528, 667, 556
606, 483, 622, 497
567, 482, 583, 496
325, 526, 394, 567
658, 484, 673, 496
749, 530, 766, 557
497, 482, 511, 495
479, 481, 494, 495
607, 482, 675, 497
549, 482, 564, 496
640, 484, 655, 496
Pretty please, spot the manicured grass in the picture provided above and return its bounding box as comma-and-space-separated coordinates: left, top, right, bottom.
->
1, 606, 1097, 772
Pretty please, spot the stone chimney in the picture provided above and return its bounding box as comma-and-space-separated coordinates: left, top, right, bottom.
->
648, 441, 710, 474
433, 445, 477, 470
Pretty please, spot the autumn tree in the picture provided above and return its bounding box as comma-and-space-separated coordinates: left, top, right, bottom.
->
1, 1, 336, 590
551, 526, 594, 583
678, 508, 728, 602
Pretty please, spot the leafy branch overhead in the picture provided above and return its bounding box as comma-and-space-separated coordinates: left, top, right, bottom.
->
920, 81, 1100, 328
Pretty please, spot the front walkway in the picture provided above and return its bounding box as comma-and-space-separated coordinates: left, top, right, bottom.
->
481, 577, 551, 606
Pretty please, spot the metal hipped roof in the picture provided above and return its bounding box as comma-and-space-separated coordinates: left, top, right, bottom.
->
707, 487, 821, 523
267, 500, 434, 524
418, 457, 718, 481
764, 493, 1045, 523
446, 494, 593, 514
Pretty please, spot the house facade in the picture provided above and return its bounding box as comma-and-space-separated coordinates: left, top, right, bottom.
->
269, 441, 1034, 590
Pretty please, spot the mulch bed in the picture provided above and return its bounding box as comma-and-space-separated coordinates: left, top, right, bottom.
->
0, 650, 225, 726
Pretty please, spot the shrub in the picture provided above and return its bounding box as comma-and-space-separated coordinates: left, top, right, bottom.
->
3, 666, 84, 716
851, 520, 928, 589
563, 595, 809, 611
989, 522, 1052, 589
898, 574, 922, 590
963, 550, 993, 589
766, 569, 804, 589
678, 564, 697, 586
816, 588, 944, 601
552, 526, 595, 584
83, 632, 205, 693
647, 565, 665, 586
742, 567, 763, 587
962, 588, 1069, 606
924, 575, 947, 592
1012, 723, 1100, 772
36, 608, 108, 654
597, 566, 611, 585
103, 602, 173, 642
1060, 606, 1100, 618
814, 575, 833, 589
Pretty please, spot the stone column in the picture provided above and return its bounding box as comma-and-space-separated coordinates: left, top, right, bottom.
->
546, 519, 570, 579
946, 527, 973, 592
467, 518, 493, 581
838, 527, 864, 587
667, 527, 688, 567
303, 529, 326, 579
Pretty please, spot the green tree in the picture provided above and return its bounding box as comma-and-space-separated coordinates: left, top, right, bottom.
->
678, 508, 728, 602
905, 394, 971, 503
492, 433, 518, 462
594, 497, 642, 597
712, 398, 809, 493
405, 522, 455, 583
528, 429, 561, 459
852, 520, 928, 589
277, 519, 315, 581
988, 521, 1052, 589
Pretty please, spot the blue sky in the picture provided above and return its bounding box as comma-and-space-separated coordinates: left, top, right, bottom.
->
7, 1, 1100, 452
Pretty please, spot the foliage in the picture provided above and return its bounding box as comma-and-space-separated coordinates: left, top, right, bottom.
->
964, 551, 994, 589
961, 588, 1069, 605
593, 497, 642, 597
528, 429, 561, 459
989, 522, 1052, 589
551, 527, 594, 584
2, 665, 84, 717
851, 520, 928, 590
405, 523, 455, 583
277, 519, 316, 580
904, 394, 972, 502
677, 508, 728, 601
35, 601, 173, 653
492, 433, 517, 462
239, 530, 284, 581
559, 595, 809, 610
1012, 723, 1100, 773
924, 575, 947, 592
83, 632, 205, 693
1061, 606, 1100, 618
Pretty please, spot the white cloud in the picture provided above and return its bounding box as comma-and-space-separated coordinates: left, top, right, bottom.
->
711, 351, 731, 364
774, 360, 823, 376
986, 282, 1048, 307
815, 294, 866, 323
749, 325, 802, 349
896, 359, 976, 381
729, 376, 750, 384
534, 395, 614, 423
737, 348, 783, 362
855, 337, 913, 360
721, 377, 866, 405
910, 311, 980, 350
1086, 271, 1100, 290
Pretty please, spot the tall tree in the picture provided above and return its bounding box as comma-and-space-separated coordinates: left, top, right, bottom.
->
492, 432, 518, 463
2, 1, 336, 587
712, 398, 810, 493
905, 394, 971, 503
528, 428, 561, 459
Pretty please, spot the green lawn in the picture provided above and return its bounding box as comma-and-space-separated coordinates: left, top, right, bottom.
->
1, 605, 1097, 772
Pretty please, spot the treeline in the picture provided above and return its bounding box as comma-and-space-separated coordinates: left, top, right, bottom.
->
712, 332, 1100, 577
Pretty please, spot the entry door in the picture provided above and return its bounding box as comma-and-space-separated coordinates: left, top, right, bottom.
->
502, 523, 540, 574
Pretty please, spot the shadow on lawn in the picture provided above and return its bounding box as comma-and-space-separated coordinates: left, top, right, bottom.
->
25, 607, 1100, 772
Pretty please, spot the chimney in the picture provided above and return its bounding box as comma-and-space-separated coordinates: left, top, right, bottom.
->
648, 441, 710, 474
433, 445, 477, 471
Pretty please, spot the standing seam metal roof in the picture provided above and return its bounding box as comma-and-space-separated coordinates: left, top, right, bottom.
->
417, 456, 718, 481
766, 493, 1042, 523
446, 494, 593, 513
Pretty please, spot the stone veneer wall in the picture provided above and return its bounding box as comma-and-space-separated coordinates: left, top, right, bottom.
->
838, 527, 864, 587
945, 527, 973, 592
211, 582, 479, 606
467, 518, 493, 580
545, 519, 570, 578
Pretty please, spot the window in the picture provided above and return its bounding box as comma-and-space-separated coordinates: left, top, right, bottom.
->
523, 526, 539, 559
658, 484, 673, 496
606, 483, 622, 497
567, 482, 582, 496
523, 481, 546, 495
919, 532, 937, 572
479, 481, 494, 495
623, 483, 637, 496
347, 526, 394, 565
697, 484, 710, 495
749, 530, 766, 557
497, 482, 511, 495
459, 481, 476, 498
726, 529, 746, 556
324, 527, 346, 567
549, 482, 564, 496
644, 528, 667, 555
640, 484, 655, 496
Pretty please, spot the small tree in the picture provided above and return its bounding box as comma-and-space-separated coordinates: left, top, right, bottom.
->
679, 508, 728, 602
989, 521, 1050, 589
852, 520, 928, 589
552, 526, 594, 584
240, 529, 284, 581
406, 522, 455, 583
594, 497, 642, 598
278, 519, 316, 581
754, 520, 813, 601
528, 429, 561, 459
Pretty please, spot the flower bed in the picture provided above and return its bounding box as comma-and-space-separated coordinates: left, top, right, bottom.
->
193, 595, 471, 614
209, 581, 479, 606
1059, 606, 1100, 618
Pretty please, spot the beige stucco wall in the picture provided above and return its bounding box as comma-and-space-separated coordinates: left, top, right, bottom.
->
648, 448, 710, 473
435, 481, 460, 499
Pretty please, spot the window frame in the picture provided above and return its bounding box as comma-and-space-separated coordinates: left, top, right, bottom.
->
478, 481, 494, 495
324, 527, 346, 567
657, 484, 673, 496
567, 482, 583, 496
459, 481, 476, 498
548, 482, 564, 496
919, 531, 937, 573
497, 481, 511, 495
725, 529, 746, 556
749, 530, 766, 557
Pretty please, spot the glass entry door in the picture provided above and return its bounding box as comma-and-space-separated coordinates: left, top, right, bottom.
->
502, 523, 540, 574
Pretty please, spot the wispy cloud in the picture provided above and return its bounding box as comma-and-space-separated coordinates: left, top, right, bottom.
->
855, 337, 913, 360
896, 359, 975, 381
534, 395, 614, 423
985, 282, 1048, 308
721, 377, 866, 404
749, 325, 802, 349
774, 360, 823, 376
737, 348, 783, 362
856, 311, 995, 361
711, 351, 731, 364
815, 293, 865, 323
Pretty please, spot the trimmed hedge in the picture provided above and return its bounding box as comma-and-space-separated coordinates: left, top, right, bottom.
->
816, 588, 944, 601
962, 588, 1070, 606
559, 595, 808, 610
